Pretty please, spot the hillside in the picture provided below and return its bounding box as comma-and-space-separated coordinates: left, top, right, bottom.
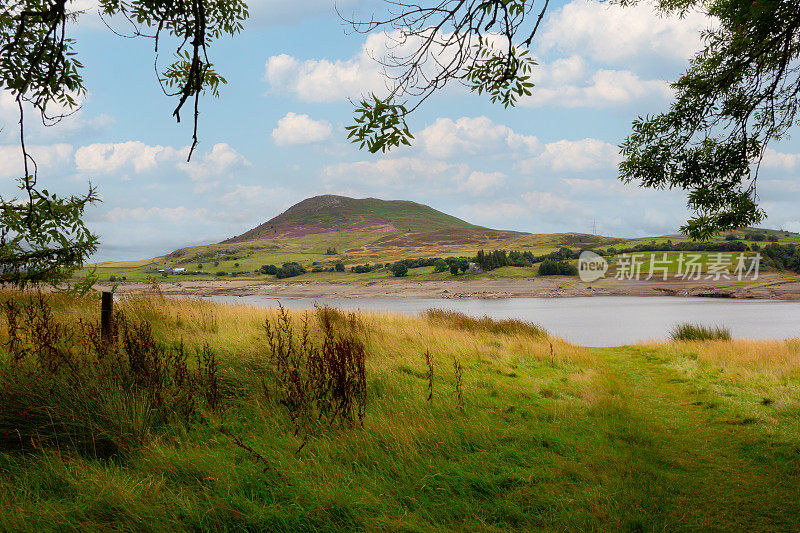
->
223, 195, 488, 242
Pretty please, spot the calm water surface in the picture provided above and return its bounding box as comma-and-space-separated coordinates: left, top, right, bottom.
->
205, 295, 800, 347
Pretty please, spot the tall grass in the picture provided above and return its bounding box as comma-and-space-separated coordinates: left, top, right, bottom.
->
424, 308, 547, 338
670, 322, 732, 342
0, 293, 222, 458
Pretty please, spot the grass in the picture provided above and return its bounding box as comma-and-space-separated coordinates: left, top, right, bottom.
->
1, 291, 800, 530
670, 322, 733, 341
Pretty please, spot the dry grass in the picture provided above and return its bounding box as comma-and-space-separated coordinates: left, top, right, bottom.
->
652, 337, 800, 374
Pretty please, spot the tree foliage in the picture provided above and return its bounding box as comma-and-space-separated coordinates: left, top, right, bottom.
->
619, 0, 800, 239
0, 0, 247, 287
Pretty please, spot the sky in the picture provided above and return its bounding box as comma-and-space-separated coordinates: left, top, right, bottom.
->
2, 0, 800, 262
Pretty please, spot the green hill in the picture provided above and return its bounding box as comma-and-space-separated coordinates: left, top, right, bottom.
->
223, 195, 485, 242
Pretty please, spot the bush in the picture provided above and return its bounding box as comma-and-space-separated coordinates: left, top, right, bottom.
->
538, 259, 578, 276
275, 262, 306, 279
197, 263, 203, 269
325, 247, 337, 255
433, 258, 448, 273
215, 271, 227, 277
260, 264, 278, 275
670, 323, 732, 341
724, 234, 739, 241
335, 262, 345, 272
234, 262, 240, 268
449, 264, 459, 275
109, 275, 116, 282
390, 263, 409, 277
213, 261, 219, 267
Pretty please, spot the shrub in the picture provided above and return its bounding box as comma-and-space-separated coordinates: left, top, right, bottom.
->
670, 323, 732, 341
234, 262, 240, 268
275, 262, 306, 279
538, 259, 578, 276
109, 275, 116, 282
325, 247, 337, 255
433, 258, 448, 273
449, 264, 459, 275
724, 234, 739, 241
215, 271, 227, 277
260, 264, 278, 275
390, 263, 408, 277
197, 263, 203, 269
334, 262, 345, 272
213, 261, 219, 267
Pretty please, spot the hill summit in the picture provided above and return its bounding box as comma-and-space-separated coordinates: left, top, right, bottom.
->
224, 195, 483, 243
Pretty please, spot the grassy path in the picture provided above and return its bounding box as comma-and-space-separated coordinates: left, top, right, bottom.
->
590, 346, 800, 531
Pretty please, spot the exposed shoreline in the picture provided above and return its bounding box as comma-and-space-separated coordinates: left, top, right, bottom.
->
96, 273, 800, 301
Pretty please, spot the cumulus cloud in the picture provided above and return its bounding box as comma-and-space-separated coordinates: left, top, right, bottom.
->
761, 148, 800, 170
521, 191, 576, 212
75, 141, 248, 184
459, 171, 506, 195
75, 141, 184, 174
272, 112, 333, 146
323, 157, 467, 190
0, 92, 113, 143
539, 0, 713, 66
418, 116, 540, 158
523, 64, 672, 108
264, 33, 388, 102
0, 144, 74, 179
178, 143, 250, 181
98, 206, 209, 223
517, 138, 621, 173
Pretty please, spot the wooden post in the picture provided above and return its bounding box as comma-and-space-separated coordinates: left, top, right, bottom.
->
101, 291, 113, 342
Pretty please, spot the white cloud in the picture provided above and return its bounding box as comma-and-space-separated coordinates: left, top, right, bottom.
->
762, 148, 800, 170
75, 141, 184, 174
518, 138, 621, 173
264, 33, 389, 102
0, 144, 74, 179
460, 200, 528, 224
99, 206, 209, 223
459, 171, 506, 195
539, 0, 713, 66
272, 112, 333, 146
178, 143, 250, 181
0, 92, 113, 143
418, 116, 540, 158
323, 157, 467, 190
74, 141, 248, 183
521, 191, 576, 212
523, 66, 672, 108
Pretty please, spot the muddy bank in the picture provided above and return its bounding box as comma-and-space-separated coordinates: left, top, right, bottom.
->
97, 273, 800, 301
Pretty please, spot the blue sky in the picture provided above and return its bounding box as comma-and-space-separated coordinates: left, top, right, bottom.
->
2, 0, 799, 261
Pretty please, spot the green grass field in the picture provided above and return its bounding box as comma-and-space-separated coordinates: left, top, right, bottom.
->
1, 293, 799, 531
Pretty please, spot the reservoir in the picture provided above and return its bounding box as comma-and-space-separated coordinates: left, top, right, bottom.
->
204, 295, 800, 347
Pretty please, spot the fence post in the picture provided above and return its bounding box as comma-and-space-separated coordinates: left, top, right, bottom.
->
101, 291, 113, 342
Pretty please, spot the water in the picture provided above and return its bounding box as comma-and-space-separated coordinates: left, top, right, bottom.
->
205, 295, 800, 347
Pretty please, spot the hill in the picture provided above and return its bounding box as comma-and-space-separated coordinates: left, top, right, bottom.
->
224, 195, 484, 242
